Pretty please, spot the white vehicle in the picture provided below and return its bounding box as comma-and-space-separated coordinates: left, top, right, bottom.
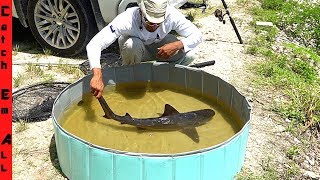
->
12, 0, 187, 56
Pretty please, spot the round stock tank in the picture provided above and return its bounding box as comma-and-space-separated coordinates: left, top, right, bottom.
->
52, 63, 251, 180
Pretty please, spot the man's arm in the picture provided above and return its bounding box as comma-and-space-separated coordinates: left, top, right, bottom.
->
86, 23, 120, 69
157, 40, 184, 59
156, 7, 202, 60
86, 15, 123, 97
170, 7, 203, 52
90, 68, 104, 98
86, 26, 117, 98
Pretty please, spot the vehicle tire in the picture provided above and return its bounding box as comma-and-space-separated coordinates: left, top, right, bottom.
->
27, 0, 97, 56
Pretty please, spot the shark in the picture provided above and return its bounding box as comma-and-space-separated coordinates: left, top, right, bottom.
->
98, 96, 215, 143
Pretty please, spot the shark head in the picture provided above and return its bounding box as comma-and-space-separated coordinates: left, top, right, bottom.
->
191, 109, 215, 126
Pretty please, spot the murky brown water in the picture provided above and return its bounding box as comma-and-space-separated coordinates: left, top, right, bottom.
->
60, 82, 242, 154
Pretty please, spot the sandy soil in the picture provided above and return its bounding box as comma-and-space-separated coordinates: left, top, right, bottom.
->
12, 1, 319, 179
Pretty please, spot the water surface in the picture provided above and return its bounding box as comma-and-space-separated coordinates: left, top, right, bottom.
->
60, 82, 242, 154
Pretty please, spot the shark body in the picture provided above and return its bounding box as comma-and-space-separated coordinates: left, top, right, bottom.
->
98, 96, 215, 142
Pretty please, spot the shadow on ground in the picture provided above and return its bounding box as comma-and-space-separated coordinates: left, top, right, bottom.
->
12, 18, 44, 54
49, 135, 68, 179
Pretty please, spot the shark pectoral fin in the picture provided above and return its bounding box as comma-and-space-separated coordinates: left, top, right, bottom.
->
136, 127, 146, 130
181, 127, 200, 143
161, 104, 180, 117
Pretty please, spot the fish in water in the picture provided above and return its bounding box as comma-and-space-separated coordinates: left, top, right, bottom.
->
98, 96, 215, 143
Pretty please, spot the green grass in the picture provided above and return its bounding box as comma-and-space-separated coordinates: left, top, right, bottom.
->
56, 63, 78, 74
42, 74, 55, 83
13, 73, 23, 88
15, 120, 29, 133
43, 48, 55, 56
279, 1, 320, 51
236, 157, 279, 180
252, 0, 320, 53
236, 0, 318, 178
56, 61, 84, 81
248, 0, 320, 131
284, 161, 300, 179
237, 156, 301, 179
255, 52, 320, 129
12, 41, 43, 54
13, 44, 20, 56
268, 50, 317, 117
25, 63, 44, 76
285, 43, 320, 64
246, 26, 278, 55
286, 145, 300, 159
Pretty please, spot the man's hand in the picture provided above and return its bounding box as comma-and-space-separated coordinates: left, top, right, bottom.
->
90, 68, 104, 98
157, 41, 184, 60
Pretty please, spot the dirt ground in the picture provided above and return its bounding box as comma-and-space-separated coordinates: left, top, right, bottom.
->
12, 1, 319, 179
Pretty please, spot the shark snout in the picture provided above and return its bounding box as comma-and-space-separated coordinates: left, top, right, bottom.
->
201, 109, 215, 119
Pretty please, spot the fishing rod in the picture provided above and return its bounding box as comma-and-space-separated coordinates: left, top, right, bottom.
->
214, 0, 243, 44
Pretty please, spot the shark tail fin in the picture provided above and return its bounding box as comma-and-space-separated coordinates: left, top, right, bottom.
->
161, 104, 180, 117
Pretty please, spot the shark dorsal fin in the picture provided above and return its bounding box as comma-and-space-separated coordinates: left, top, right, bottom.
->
125, 113, 132, 119
120, 113, 133, 124
162, 104, 179, 117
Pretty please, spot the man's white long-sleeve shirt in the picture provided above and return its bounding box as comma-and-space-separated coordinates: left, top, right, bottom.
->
86, 6, 203, 69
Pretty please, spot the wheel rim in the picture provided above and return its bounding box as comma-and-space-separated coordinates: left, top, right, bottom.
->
34, 0, 80, 49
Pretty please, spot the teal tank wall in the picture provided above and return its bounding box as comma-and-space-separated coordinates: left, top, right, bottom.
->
52, 63, 251, 180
